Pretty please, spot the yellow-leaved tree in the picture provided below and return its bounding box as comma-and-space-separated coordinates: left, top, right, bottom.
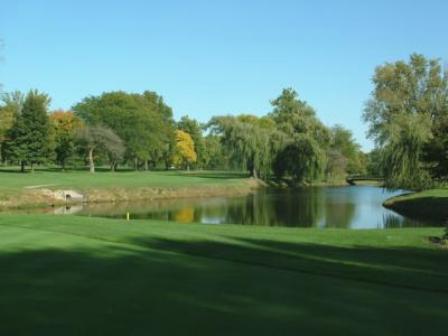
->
173, 130, 197, 170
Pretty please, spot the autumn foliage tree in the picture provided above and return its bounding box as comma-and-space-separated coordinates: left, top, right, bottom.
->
172, 130, 197, 170
177, 116, 205, 168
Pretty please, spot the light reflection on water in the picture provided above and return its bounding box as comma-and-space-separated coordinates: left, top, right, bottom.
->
50, 186, 438, 229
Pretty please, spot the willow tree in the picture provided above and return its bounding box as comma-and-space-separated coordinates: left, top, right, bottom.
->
208, 115, 277, 179
273, 133, 325, 183
269, 88, 329, 183
363, 54, 447, 189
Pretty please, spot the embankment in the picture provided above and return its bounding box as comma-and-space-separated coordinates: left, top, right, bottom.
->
383, 188, 448, 223
0, 178, 263, 210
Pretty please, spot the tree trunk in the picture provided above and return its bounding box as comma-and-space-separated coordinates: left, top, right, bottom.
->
134, 158, 138, 171
252, 167, 258, 179
110, 161, 116, 172
144, 160, 149, 171
88, 148, 95, 173
20, 160, 25, 173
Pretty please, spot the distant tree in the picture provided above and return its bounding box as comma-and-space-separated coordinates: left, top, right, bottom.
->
366, 148, 383, 177
273, 133, 325, 183
0, 38, 3, 92
208, 115, 277, 178
0, 91, 24, 162
3, 90, 51, 172
50, 110, 83, 170
203, 135, 229, 169
328, 125, 365, 176
172, 130, 197, 170
269, 88, 330, 147
177, 116, 205, 168
325, 149, 348, 179
77, 125, 124, 173
269, 89, 329, 182
363, 54, 447, 188
73, 91, 175, 170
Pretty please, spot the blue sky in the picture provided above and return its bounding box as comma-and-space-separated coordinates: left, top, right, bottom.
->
1, 0, 447, 150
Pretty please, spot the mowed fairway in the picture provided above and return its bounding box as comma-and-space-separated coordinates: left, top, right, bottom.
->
0, 214, 447, 335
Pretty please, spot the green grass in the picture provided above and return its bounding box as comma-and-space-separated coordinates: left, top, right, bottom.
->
384, 188, 448, 222
0, 169, 249, 196
0, 214, 446, 335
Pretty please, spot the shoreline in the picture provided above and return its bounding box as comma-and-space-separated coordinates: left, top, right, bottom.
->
0, 178, 264, 210
383, 188, 448, 223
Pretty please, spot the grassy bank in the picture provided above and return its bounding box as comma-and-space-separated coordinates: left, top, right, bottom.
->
384, 188, 448, 223
0, 214, 447, 335
0, 169, 260, 208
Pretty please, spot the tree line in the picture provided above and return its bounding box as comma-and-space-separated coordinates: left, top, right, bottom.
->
0, 88, 366, 183
207, 89, 367, 183
0, 90, 200, 173
1, 53, 445, 188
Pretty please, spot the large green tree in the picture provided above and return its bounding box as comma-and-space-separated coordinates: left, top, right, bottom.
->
269, 89, 329, 183
0, 91, 24, 162
73, 91, 175, 170
4, 90, 52, 172
363, 54, 448, 188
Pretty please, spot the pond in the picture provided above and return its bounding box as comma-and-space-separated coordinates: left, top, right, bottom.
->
50, 186, 437, 229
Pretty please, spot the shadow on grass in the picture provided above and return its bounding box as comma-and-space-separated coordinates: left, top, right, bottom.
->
133, 236, 448, 293
0, 237, 447, 335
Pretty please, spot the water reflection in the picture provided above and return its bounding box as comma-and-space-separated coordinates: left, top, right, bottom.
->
61, 186, 439, 229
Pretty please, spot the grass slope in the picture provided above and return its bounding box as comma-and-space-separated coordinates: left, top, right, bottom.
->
0, 170, 255, 208
384, 188, 448, 222
0, 214, 447, 335
0, 169, 248, 194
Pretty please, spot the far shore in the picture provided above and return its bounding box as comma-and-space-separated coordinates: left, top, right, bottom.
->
0, 170, 264, 210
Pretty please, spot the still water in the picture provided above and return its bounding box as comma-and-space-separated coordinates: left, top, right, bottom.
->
58, 186, 436, 229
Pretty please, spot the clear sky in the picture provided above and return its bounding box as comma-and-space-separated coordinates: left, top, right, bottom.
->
1, 0, 447, 150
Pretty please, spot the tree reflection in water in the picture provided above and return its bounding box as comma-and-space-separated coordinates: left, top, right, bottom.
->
69, 186, 437, 229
